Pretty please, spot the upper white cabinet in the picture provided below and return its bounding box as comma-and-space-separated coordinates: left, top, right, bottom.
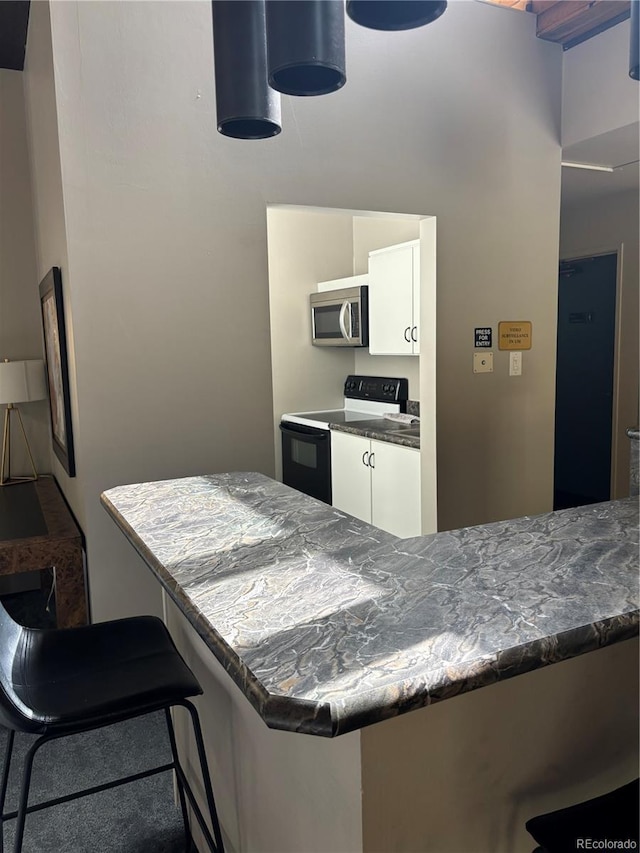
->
368, 240, 420, 356
331, 431, 421, 539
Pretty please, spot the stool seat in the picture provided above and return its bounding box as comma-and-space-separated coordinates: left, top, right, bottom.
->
0, 601, 224, 852
526, 778, 639, 853
0, 614, 201, 735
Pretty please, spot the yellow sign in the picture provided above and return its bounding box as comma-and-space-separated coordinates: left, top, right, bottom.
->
498, 321, 532, 351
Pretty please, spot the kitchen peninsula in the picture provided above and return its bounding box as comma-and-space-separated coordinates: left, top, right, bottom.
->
102, 473, 639, 853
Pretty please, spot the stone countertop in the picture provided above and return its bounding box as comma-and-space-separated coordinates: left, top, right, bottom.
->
101, 473, 638, 738
627, 427, 640, 441
329, 417, 420, 448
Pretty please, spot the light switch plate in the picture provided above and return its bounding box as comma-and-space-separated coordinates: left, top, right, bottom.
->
509, 351, 522, 376
473, 352, 493, 373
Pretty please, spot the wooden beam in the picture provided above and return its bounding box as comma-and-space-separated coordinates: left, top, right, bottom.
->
478, 0, 531, 11
532, 0, 631, 44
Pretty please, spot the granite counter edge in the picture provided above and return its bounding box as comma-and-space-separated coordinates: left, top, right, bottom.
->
101, 491, 638, 738
100, 492, 336, 736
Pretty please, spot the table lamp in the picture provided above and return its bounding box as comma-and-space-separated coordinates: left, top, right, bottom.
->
0, 359, 47, 486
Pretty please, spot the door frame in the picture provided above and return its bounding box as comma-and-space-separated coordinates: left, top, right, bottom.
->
558, 243, 624, 499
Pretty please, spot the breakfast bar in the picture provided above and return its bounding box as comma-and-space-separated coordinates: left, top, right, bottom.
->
101, 473, 639, 852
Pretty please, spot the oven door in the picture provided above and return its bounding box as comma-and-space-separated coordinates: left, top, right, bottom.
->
280, 422, 331, 505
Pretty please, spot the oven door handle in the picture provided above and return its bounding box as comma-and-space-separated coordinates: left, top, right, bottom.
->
279, 423, 329, 440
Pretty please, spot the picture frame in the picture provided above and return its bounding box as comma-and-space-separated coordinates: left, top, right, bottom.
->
39, 267, 76, 477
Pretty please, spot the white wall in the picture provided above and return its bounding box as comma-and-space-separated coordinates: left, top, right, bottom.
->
562, 20, 639, 147
27, 0, 562, 619
268, 207, 355, 479
560, 189, 639, 498
0, 70, 49, 478
268, 207, 426, 478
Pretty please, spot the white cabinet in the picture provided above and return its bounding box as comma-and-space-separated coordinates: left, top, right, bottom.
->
371, 439, 421, 539
368, 240, 420, 356
331, 432, 372, 525
331, 431, 421, 538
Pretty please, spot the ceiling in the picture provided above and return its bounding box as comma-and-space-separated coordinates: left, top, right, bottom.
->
561, 123, 640, 205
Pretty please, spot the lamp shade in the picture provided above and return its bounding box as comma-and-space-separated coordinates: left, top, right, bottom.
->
212, 0, 282, 139
0, 360, 47, 405
266, 0, 346, 96
631, 0, 639, 81
346, 0, 447, 31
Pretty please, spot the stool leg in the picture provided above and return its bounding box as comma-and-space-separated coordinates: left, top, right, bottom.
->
12, 735, 47, 853
0, 730, 15, 853
164, 709, 192, 851
183, 701, 224, 853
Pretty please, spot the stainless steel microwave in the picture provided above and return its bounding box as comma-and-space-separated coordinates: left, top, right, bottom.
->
310, 286, 369, 347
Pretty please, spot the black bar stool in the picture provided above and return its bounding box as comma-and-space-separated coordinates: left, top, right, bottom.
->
0, 601, 225, 853
526, 778, 639, 853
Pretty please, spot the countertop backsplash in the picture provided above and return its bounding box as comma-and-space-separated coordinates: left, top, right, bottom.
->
407, 400, 420, 417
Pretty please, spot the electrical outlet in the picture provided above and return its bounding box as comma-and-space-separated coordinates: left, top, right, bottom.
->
509, 352, 522, 376
473, 352, 493, 374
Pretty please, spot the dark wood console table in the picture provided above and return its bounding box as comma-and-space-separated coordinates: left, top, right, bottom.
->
0, 476, 88, 627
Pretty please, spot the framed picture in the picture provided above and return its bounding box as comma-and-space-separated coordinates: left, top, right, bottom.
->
39, 267, 76, 477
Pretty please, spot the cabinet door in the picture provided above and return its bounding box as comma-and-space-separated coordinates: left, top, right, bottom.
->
411, 244, 420, 355
330, 431, 372, 524
368, 244, 414, 355
370, 440, 421, 538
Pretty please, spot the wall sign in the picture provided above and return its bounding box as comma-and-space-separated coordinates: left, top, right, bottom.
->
498, 321, 532, 351
474, 327, 492, 348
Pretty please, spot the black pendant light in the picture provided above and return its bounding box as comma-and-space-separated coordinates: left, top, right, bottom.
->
266, 0, 346, 97
630, 0, 639, 81
346, 0, 447, 31
211, 1, 281, 139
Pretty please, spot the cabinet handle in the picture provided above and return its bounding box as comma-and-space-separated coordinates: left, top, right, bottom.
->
362, 451, 369, 467
404, 326, 411, 343
411, 326, 418, 343
368, 452, 375, 469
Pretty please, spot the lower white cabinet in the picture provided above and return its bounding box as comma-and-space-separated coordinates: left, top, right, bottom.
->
331, 431, 421, 538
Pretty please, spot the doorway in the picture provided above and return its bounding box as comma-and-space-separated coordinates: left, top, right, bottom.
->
553, 253, 618, 510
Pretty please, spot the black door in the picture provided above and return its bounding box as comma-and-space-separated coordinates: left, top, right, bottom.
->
554, 253, 617, 510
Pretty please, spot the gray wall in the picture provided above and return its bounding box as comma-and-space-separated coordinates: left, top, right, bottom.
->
560, 189, 639, 498
562, 19, 638, 147
22, 0, 85, 525
27, 0, 562, 619
0, 70, 49, 478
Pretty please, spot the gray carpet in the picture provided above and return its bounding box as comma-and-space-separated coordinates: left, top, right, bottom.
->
0, 716, 188, 852
0, 590, 189, 852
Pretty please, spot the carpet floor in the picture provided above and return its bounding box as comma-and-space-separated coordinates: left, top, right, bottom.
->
0, 589, 189, 852
0, 716, 188, 852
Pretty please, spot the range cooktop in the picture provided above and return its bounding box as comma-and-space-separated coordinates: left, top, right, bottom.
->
281, 375, 408, 431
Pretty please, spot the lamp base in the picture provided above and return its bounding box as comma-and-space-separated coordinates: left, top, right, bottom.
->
1, 405, 39, 487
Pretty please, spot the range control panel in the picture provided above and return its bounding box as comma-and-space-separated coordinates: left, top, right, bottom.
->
343, 375, 408, 404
